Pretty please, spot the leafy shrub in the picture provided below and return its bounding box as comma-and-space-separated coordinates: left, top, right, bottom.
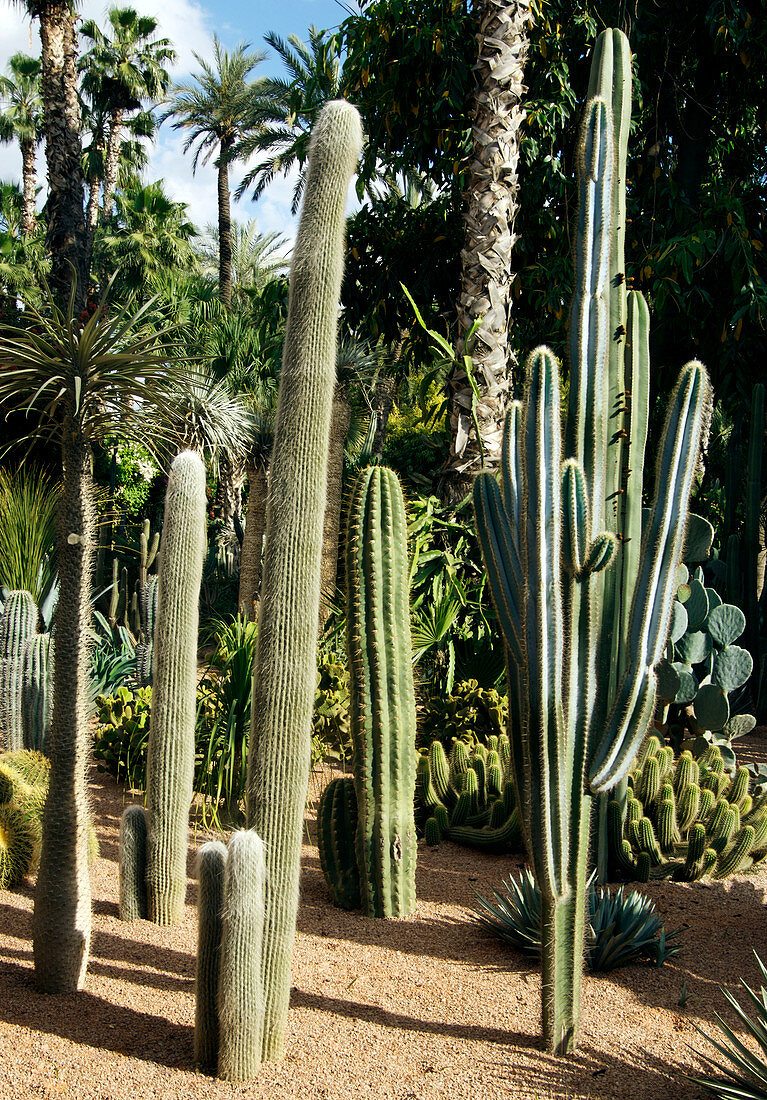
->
476, 869, 680, 971
417, 679, 507, 749
194, 614, 258, 826
93, 685, 152, 791
313, 656, 351, 761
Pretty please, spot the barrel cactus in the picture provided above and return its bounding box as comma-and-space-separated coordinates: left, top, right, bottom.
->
316, 775, 360, 910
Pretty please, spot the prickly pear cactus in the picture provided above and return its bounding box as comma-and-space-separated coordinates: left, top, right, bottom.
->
656, 567, 755, 767
417, 735, 520, 850
610, 737, 767, 881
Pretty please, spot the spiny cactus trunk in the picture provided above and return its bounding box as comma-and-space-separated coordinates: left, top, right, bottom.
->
319, 382, 352, 625
144, 451, 207, 925
32, 430, 94, 992
245, 100, 362, 1063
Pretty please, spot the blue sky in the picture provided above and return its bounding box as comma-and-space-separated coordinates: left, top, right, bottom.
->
0, 0, 359, 246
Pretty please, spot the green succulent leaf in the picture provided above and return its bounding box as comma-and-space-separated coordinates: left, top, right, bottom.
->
682, 513, 714, 564
712, 645, 753, 694
722, 713, 757, 742
693, 683, 730, 732
684, 579, 709, 630
672, 663, 698, 705
669, 601, 688, 645
656, 660, 681, 702
675, 630, 713, 666
707, 603, 747, 648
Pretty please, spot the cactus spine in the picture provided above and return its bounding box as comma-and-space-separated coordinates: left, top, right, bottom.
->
245, 100, 363, 1062
347, 466, 417, 918
0, 591, 38, 751
473, 30, 711, 1055
194, 840, 227, 1070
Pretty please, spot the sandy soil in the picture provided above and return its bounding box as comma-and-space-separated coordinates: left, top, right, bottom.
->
0, 739, 765, 1100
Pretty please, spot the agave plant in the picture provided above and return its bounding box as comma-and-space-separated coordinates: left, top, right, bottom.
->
476, 869, 680, 971
688, 952, 767, 1100
0, 275, 184, 993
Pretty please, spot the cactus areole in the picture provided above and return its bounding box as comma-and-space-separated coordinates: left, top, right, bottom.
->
473, 29, 711, 1056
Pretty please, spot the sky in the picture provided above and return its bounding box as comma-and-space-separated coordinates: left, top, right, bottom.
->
0, 0, 358, 246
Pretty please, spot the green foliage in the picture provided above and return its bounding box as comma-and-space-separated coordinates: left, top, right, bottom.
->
416, 735, 520, 851
0, 467, 58, 605
687, 952, 767, 1100
476, 869, 681, 971
381, 409, 448, 489
194, 614, 258, 826
611, 738, 767, 882
656, 566, 755, 768
94, 685, 152, 790
417, 679, 507, 750
312, 655, 351, 761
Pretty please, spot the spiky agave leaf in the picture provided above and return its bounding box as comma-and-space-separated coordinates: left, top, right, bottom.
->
687, 953, 767, 1100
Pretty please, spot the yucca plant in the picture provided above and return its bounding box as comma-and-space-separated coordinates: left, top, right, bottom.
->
0, 275, 183, 993
688, 952, 767, 1100
0, 466, 58, 605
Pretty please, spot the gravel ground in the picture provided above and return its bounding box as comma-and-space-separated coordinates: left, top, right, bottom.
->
0, 739, 765, 1100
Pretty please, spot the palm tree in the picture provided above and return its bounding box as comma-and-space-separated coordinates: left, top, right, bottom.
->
195, 218, 288, 301
0, 279, 183, 993
79, 6, 175, 238
440, 0, 533, 503
21, 0, 87, 307
0, 53, 43, 236
95, 179, 198, 296
0, 181, 45, 300
162, 38, 270, 310
235, 26, 342, 214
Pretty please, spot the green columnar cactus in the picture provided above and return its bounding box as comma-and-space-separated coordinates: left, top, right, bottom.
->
346, 465, 417, 919
217, 830, 266, 1083
473, 34, 712, 1054
22, 633, 53, 752
317, 775, 361, 910
194, 839, 227, 1070
417, 736, 520, 850
119, 804, 148, 922
142, 450, 207, 925
0, 591, 38, 751
610, 739, 767, 881
245, 100, 362, 1063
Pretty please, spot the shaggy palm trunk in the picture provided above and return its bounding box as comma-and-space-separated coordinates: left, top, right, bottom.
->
32, 427, 94, 991
101, 108, 124, 224
371, 375, 396, 459
238, 463, 268, 620
36, 1, 87, 309
215, 452, 240, 537
319, 383, 351, 624
440, 0, 532, 504
218, 141, 233, 309
20, 137, 36, 236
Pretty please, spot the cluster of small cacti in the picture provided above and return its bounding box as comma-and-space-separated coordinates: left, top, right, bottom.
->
609, 737, 767, 881
118, 450, 207, 926
0, 591, 54, 753
416, 736, 520, 850
417, 680, 507, 749
94, 685, 152, 789
656, 565, 755, 765
0, 749, 50, 888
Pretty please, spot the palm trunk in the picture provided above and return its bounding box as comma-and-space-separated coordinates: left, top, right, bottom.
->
319, 383, 352, 623
218, 145, 233, 309
238, 463, 268, 620
101, 107, 124, 223
37, 2, 87, 310
440, 0, 532, 504
32, 427, 94, 992
214, 451, 239, 535
20, 137, 36, 236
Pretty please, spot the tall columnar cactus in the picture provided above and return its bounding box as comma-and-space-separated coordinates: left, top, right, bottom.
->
135, 574, 158, 687
118, 451, 207, 925
22, 633, 53, 752
245, 99, 363, 1063
0, 591, 38, 751
473, 35, 712, 1054
346, 466, 417, 918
